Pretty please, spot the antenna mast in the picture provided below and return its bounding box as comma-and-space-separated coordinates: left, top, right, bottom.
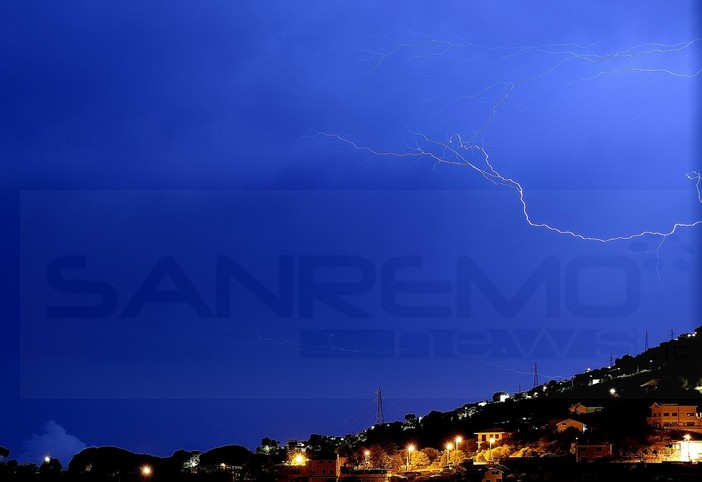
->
532, 363, 539, 389
376, 387, 385, 425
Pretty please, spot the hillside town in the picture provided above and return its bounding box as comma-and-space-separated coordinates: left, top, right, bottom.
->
271, 399, 702, 482
3, 326, 702, 481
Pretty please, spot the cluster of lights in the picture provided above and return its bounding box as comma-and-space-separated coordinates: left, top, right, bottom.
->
680, 434, 699, 462
362, 434, 470, 471
444, 436, 463, 464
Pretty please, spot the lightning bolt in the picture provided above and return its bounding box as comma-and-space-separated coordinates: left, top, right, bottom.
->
321, 34, 702, 244
689, 170, 702, 204
317, 129, 702, 243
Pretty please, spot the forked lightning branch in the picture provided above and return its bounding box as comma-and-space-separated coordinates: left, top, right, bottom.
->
319, 36, 702, 244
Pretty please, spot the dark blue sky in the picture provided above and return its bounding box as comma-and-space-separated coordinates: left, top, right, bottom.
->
1, 0, 700, 466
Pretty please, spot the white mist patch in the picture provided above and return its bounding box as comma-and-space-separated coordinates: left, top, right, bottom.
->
20, 420, 87, 466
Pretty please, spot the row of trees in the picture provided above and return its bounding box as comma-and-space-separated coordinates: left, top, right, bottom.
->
343, 444, 467, 471
0, 447, 63, 482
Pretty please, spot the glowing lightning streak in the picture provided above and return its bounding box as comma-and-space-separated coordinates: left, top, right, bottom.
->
324, 35, 702, 244
573, 66, 702, 83
689, 171, 702, 204
364, 34, 700, 73
536, 38, 701, 63
317, 130, 702, 243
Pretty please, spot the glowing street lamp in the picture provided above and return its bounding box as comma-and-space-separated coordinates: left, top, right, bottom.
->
363, 449, 370, 468
684, 434, 692, 461
141, 465, 152, 477
292, 454, 306, 466
43, 456, 51, 464
489, 437, 496, 462
406, 444, 415, 471
455, 436, 462, 461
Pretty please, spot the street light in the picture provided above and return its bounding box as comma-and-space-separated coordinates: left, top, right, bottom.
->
406, 444, 415, 471
455, 436, 462, 461
141, 465, 152, 477
445, 443, 453, 465
363, 450, 370, 468
684, 434, 691, 462
489, 437, 496, 463
43, 456, 51, 464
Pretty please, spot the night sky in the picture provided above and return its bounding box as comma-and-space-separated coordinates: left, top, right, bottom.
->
1, 0, 700, 466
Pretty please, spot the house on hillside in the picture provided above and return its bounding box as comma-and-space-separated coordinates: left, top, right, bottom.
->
639, 379, 659, 392
277, 456, 341, 482
647, 403, 701, 428
569, 403, 603, 415
555, 418, 586, 432
481, 464, 509, 482
475, 429, 513, 450
573, 443, 612, 462
309, 458, 341, 481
